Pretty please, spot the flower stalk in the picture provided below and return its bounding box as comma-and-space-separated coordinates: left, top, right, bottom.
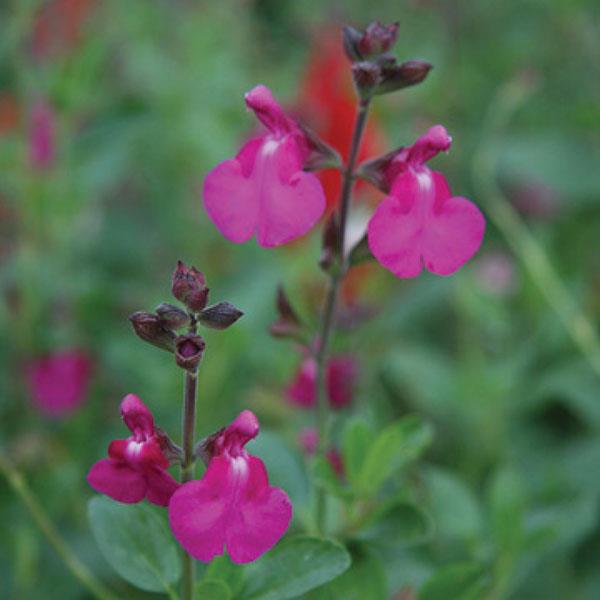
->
314, 99, 371, 533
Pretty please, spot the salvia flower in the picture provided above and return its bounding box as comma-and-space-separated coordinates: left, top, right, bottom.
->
26, 349, 92, 418
366, 125, 485, 278
286, 354, 358, 410
203, 85, 326, 247
28, 100, 55, 170
298, 428, 345, 478
87, 394, 179, 507
169, 410, 292, 564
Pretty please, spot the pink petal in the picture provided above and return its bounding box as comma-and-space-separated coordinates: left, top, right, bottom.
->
120, 394, 155, 437
168, 456, 233, 562
168, 455, 292, 564
145, 468, 180, 507
326, 356, 358, 409
225, 456, 292, 564
26, 349, 92, 418
87, 459, 147, 504
286, 357, 317, 408
203, 156, 259, 244
421, 194, 486, 276
368, 169, 485, 278
203, 135, 325, 248
245, 85, 295, 135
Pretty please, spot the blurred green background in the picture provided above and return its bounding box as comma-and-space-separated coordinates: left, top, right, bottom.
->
1, 0, 599, 598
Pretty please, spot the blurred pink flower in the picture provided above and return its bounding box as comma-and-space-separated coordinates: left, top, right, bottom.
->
297, 428, 345, 478
169, 410, 292, 564
367, 125, 485, 278
286, 354, 358, 410
28, 100, 55, 170
26, 348, 92, 417
509, 180, 559, 220
474, 251, 518, 297
87, 394, 179, 507
203, 85, 326, 247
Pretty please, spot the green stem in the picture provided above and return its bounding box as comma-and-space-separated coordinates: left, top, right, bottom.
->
472, 77, 600, 379
314, 99, 371, 534
180, 370, 197, 600
0, 453, 119, 600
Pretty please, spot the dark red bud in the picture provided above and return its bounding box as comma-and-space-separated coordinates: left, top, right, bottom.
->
342, 25, 364, 62
351, 62, 381, 99
129, 311, 176, 352
270, 286, 306, 342
358, 21, 399, 58
197, 302, 244, 330
175, 333, 205, 371
377, 60, 433, 95
319, 214, 340, 272
171, 260, 209, 312
155, 303, 190, 330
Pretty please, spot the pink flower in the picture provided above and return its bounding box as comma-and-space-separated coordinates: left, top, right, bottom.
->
367, 125, 485, 278
26, 349, 92, 417
87, 394, 179, 507
169, 410, 292, 564
203, 85, 326, 247
286, 354, 358, 410
28, 100, 55, 170
297, 428, 345, 478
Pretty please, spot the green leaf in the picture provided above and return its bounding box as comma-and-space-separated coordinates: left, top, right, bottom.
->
488, 468, 524, 554
204, 554, 244, 596
357, 416, 433, 496
88, 496, 181, 593
247, 430, 310, 508
307, 544, 387, 600
422, 467, 483, 540
342, 418, 375, 490
240, 536, 351, 600
419, 562, 488, 600
312, 456, 348, 500
196, 579, 232, 600
356, 501, 434, 549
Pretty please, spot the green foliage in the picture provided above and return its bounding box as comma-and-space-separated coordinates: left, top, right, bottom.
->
87, 496, 180, 593
419, 562, 489, 600
240, 536, 352, 600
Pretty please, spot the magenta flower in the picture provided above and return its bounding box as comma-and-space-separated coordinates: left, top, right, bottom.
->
87, 394, 179, 507
169, 410, 292, 564
286, 354, 358, 410
367, 125, 485, 278
298, 428, 345, 478
26, 349, 92, 418
203, 85, 326, 247
28, 99, 55, 170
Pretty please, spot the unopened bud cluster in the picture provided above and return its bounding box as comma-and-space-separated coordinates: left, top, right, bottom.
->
343, 21, 432, 100
130, 261, 243, 371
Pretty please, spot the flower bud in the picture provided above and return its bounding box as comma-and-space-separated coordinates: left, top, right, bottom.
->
129, 311, 176, 352
376, 60, 433, 95
197, 302, 244, 330
342, 26, 364, 62
351, 62, 382, 99
155, 303, 190, 330
171, 260, 209, 312
319, 214, 340, 272
358, 21, 399, 58
269, 286, 305, 342
175, 333, 205, 371
343, 21, 399, 62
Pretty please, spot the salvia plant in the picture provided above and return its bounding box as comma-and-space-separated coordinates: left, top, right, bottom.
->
80, 19, 486, 600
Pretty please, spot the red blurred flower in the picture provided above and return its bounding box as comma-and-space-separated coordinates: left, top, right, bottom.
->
32, 0, 96, 60
26, 348, 92, 418
298, 29, 386, 211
